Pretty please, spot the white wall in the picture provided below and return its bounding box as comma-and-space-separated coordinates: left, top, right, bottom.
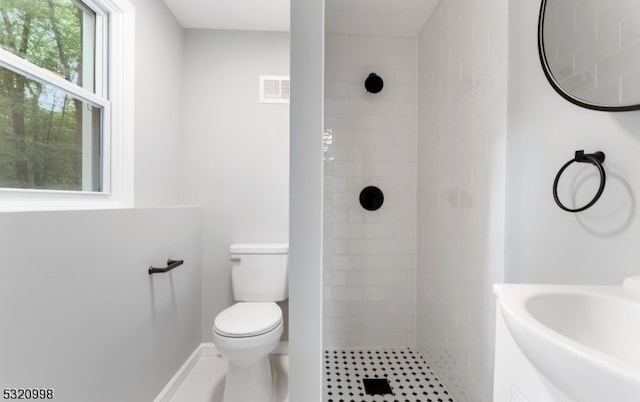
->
507, 0, 640, 285
131, 0, 185, 207
179, 29, 290, 342
416, 0, 509, 401
0, 207, 202, 402
323, 33, 418, 349
289, 0, 324, 399
0, 1, 201, 400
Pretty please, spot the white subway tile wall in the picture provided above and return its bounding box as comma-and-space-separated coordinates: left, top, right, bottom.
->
416, 0, 508, 401
323, 33, 418, 350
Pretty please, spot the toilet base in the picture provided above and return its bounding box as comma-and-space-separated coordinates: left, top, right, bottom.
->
222, 355, 276, 402
213, 308, 283, 402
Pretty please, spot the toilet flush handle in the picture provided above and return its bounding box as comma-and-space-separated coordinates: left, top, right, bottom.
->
229, 257, 241, 263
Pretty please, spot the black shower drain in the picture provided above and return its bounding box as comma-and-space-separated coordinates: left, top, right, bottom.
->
363, 378, 393, 396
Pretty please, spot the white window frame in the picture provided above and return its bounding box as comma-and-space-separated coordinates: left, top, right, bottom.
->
0, 0, 134, 211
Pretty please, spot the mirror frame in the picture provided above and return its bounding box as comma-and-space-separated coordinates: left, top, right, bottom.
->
538, 0, 640, 112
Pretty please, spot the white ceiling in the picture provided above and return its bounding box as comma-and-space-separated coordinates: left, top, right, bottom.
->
162, 0, 290, 31
162, 0, 440, 36
326, 0, 441, 36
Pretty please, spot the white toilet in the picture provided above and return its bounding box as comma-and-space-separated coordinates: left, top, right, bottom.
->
212, 243, 288, 402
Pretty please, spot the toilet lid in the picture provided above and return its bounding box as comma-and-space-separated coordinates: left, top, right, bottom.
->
214, 302, 282, 338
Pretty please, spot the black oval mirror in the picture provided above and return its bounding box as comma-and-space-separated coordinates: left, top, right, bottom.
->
538, 0, 640, 111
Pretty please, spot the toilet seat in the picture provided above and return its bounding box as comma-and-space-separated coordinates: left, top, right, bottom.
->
214, 302, 282, 338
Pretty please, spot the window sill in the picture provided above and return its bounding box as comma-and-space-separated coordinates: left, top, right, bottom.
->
0, 189, 130, 212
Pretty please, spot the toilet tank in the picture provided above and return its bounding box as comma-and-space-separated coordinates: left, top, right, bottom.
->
229, 243, 289, 302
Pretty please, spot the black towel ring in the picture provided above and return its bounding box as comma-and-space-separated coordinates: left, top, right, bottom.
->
553, 150, 606, 213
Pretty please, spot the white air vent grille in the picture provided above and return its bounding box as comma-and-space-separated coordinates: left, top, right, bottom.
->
259, 75, 290, 104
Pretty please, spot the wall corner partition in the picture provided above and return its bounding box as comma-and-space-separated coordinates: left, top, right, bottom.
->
289, 0, 324, 401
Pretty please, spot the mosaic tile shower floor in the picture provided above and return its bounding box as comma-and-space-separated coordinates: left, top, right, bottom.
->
323, 348, 455, 402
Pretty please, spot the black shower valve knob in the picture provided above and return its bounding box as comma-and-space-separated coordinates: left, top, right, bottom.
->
359, 186, 384, 211
364, 73, 384, 94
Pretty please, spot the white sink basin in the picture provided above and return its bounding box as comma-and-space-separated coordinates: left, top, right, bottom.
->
494, 278, 640, 402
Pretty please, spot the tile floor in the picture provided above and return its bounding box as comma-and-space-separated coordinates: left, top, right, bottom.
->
324, 349, 454, 402
167, 348, 450, 402
169, 354, 289, 402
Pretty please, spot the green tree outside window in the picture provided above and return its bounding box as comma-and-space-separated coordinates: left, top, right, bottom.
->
0, 0, 101, 192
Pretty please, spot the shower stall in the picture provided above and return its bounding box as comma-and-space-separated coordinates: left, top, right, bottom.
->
321, 1, 509, 401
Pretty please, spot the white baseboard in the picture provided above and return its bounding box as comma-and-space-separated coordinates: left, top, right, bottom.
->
153, 341, 289, 402
153, 345, 205, 402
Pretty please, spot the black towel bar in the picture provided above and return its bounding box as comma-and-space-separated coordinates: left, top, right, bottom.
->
148, 259, 184, 275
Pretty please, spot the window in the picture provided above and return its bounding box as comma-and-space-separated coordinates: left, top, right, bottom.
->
0, 0, 133, 209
